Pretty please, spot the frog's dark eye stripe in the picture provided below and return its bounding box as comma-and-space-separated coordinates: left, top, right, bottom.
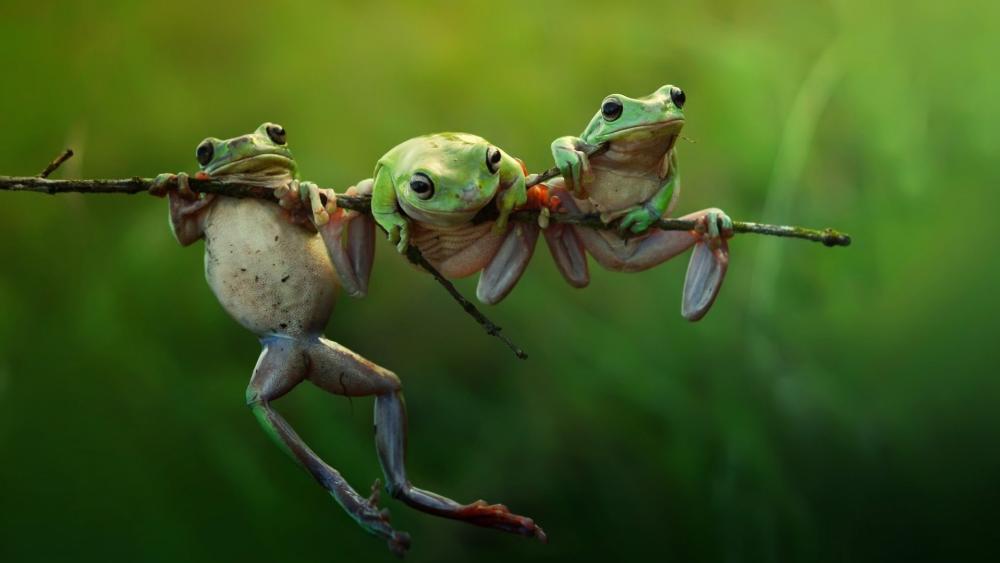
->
196, 140, 214, 166
266, 123, 287, 145
486, 146, 502, 174
601, 97, 623, 121
409, 172, 434, 200
670, 87, 686, 109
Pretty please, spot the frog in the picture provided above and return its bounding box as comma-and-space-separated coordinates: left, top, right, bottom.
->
370, 133, 535, 304
542, 85, 734, 320
149, 124, 543, 556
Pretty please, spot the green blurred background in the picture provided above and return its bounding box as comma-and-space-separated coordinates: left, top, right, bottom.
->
1, 1, 997, 561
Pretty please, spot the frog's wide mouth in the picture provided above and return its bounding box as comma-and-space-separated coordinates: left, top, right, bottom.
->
608, 117, 685, 139
602, 117, 685, 154
205, 153, 296, 176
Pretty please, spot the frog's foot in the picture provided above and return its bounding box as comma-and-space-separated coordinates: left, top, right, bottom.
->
618, 204, 659, 234
682, 208, 732, 321
354, 487, 411, 558
450, 500, 547, 542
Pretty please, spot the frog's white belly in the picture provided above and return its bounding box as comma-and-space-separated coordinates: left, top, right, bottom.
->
203, 197, 337, 337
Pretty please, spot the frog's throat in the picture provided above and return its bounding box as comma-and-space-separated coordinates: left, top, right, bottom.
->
204, 154, 296, 180
398, 197, 482, 227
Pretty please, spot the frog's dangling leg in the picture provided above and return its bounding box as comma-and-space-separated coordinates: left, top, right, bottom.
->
681, 211, 730, 321
539, 185, 590, 288
476, 222, 540, 305
246, 336, 410, 557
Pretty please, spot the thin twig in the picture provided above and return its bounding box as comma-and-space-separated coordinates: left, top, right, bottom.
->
0, 174, 852, 246
37, 149, 74, 179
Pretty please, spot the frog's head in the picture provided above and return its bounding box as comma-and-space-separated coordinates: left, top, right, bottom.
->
582, 85, 686, 150
195, 122, 297, 186
383, 133, 505, 226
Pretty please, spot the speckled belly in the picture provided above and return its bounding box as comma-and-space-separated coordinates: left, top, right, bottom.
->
203, 197, 337, 337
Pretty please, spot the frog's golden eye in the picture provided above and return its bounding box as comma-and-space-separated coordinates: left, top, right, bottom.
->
670, 87, 686, 109
601, 97, 623, 121
196, 140, 214, 166
266, 124, 287, 145
486, 146, 502, 174
409, 172, 434, 200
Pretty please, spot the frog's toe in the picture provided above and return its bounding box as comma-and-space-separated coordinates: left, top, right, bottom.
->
149, 173, 174, 197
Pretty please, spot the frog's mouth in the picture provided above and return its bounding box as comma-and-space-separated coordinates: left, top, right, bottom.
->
607, 118, 685, 153
205, 153, 296, 179
398, 197, 482, 227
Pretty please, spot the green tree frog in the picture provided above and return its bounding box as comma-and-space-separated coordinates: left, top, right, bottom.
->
149, 124, 543, 556
369, 133, 535, 304
543, 85, 734, 320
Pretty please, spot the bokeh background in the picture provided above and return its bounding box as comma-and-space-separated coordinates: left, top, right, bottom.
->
1, 1, 997, 562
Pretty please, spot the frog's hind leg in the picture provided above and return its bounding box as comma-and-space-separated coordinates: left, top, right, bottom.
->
476, 222, 540, 304
303, 338, 546, 543
246, 337, 410, 556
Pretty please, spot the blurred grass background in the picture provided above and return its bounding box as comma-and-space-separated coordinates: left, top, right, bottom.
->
1, 1, 997, 561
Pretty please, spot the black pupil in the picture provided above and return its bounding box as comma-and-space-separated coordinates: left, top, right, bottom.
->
602, 98, 623, 120
268, 125, 286, 143
490, 150, 501, 163
197, 143, 213, 165
411, 175, 431, 193
670, 88, 686, 108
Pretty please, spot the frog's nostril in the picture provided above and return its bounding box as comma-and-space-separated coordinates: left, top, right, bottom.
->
670, 87, 686, 109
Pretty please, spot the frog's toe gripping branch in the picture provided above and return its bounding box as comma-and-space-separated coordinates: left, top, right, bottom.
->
316, 181, 376, 298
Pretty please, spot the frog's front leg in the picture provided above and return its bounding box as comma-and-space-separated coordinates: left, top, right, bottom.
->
476, 221, 540, 305
150, 173, 216, 246
291, 180, 376, 298
246, 336, 410, 556
551, 136, 595, 195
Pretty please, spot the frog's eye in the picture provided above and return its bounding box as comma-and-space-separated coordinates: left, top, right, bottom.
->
601, 97, 624, 121
409, 172, 434, 200
266, 124, 287, 145
486, 146, 503, 174
670, 87, 686, 109
196, 140, 214, 166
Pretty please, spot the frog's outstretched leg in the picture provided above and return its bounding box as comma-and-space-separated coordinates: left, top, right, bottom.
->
246, 337, 411, 557
300, 337, 546, 541
373, 390, 547, 542
476, 222, 540, 305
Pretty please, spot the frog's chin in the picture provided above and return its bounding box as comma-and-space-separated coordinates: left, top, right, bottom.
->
398, 198, 484, 227
205, 154, 296, 179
